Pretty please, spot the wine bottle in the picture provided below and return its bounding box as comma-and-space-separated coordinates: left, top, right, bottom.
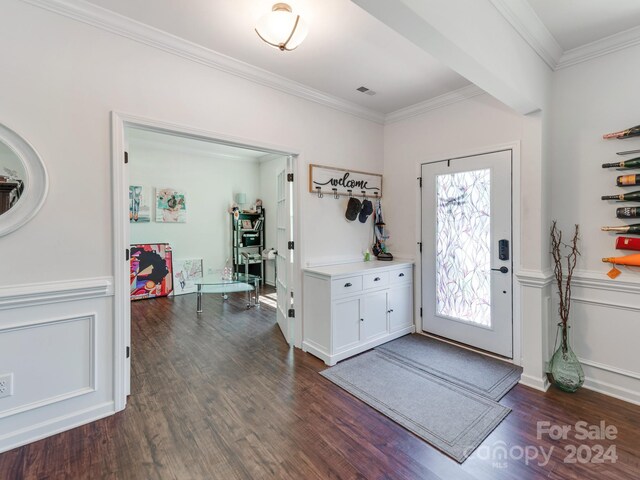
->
601, 224, 640, 234
602, 253, 640, 266
603, 125, 640, 140
617, 207, 640, 218
602, 156, 640, 169
617, 174, 640, 186
616, 236, 640, 251
601, 190, 640, 201
617, 149, 640, 156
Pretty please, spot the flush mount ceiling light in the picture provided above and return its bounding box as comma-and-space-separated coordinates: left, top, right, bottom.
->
255, 3, 308, 51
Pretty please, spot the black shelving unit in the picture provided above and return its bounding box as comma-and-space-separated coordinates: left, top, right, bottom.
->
231, 210, 265, 283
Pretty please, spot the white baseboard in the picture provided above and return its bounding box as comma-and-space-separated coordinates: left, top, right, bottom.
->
519, 373, 550, 392
582, 377, 640, 406
0, 401, 115, 454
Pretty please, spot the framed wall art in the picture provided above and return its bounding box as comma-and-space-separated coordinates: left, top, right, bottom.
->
172, 258, 203, 296
156, 187, 186, 223
309, 164, 382, 198
130, 243, 174, 300
129, 185, 151, 223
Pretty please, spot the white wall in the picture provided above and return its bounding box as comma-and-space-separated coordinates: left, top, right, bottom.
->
128, 140, 261, 276
384, 93, 551, 389
259, 155, 287, 286
0, 0, 383, 453
548, 43, 640, 404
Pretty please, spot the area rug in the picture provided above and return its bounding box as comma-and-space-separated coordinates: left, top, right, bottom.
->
376, 334, 522, 401
320, 350, 511, 463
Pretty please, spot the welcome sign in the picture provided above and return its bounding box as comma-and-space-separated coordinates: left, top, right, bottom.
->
309, 164, 383, 198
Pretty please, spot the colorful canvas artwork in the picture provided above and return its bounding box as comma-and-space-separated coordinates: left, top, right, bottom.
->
129, 185, 151, 223
130, 243, 174, 300
172, 258, 203, 296
156, 187, 186, 223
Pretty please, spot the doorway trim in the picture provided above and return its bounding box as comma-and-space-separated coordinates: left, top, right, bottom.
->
111, 111, 302, 411
415, 141, 522, 366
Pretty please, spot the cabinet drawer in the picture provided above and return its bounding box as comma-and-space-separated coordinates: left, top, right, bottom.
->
363, 271, 389, 290
390, 267, 412, 284
332, 276, 363, 297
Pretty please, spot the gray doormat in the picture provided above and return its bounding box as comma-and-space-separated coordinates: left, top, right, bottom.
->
376, 334, 522, 401
320, 351, 510, 463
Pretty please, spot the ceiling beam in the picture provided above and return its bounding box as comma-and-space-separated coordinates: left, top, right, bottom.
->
352, 0, 552, 115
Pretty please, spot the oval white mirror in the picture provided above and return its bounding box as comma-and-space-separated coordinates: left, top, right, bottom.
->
0, 123, 48, 236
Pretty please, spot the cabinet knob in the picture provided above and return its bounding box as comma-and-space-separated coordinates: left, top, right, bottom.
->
399, 273, 405, 277
374, 277, 381, 281
360, 318, 364, 322
387, 309, 394, 314
344, 282, 352, 287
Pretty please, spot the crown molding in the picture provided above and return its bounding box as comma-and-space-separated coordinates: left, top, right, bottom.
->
489, 0, 640, 71
384, 84, 486, 124
21, 0, 385, 124
556, 25, 640, 70
488, 0, 562, 70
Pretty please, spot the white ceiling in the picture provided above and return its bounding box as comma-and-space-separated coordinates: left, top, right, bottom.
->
84, 0, 470, 114
82, 0, 640, 116
527, 0, 640, 51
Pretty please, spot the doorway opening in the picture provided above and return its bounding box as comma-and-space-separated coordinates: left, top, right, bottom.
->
112, 113, 300, 409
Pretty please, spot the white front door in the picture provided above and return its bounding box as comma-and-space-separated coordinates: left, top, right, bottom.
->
421, 150, 513, 357
275, 160, 293, 344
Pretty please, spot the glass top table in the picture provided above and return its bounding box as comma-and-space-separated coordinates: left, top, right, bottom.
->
194, 273, 261, 313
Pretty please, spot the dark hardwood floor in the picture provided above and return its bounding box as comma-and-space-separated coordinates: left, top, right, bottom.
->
1, 288, 639, 479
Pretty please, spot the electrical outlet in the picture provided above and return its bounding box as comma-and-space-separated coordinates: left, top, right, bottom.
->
0, 373, 13, 399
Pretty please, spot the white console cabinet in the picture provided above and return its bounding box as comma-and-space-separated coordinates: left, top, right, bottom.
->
302, 261, 414, 365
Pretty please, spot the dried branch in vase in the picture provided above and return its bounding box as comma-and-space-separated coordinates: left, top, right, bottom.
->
550, 221, 580, 353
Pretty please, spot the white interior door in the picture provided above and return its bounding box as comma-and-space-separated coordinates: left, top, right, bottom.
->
275, 160, 293, 344
421, 150, 513, 357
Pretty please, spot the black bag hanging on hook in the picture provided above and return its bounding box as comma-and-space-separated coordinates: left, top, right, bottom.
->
345, 197, 362, 222
358, 199, 373, 223
372, 199, 393, 260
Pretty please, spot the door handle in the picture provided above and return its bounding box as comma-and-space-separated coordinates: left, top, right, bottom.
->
491, 266, 509, 274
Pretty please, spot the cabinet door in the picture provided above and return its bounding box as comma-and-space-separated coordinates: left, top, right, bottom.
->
332, 297, 361, 352
361, 291, 389, 342
389, 284, 413, 332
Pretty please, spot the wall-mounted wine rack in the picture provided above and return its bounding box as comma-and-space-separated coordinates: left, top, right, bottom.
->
600, 124, 640, 275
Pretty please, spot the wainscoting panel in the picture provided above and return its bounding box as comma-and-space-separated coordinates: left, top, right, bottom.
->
0, 278, 114, 453
548, 270, 640, 405
0, 314, 96, 419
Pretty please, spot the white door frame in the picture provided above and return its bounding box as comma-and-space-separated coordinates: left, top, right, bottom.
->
415, 141, 522, 365
111, 111, 302, 411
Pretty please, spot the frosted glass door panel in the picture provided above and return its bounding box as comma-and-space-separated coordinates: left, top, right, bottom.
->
435, 169, 491, 327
